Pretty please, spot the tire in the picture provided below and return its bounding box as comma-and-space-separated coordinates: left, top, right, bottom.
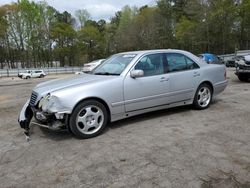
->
238, 74, 248, 82
26, 76, 31, 79
69, 100, 108, 139
193, 83, 212, 110
40, 74, 44, 78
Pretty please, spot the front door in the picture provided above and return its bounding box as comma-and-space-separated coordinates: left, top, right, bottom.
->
124, 53, 170, 112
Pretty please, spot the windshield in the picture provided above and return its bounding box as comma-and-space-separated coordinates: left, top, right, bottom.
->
92, 54, 137, 75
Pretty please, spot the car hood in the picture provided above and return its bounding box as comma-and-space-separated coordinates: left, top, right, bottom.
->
33, 74, 116, 96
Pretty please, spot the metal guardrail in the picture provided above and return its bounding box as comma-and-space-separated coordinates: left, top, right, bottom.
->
0, 67, 82, 77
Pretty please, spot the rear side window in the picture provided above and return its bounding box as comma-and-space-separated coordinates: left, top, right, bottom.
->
166, 53, 199, 73
186, 57, 199, 69
35, 71, 42, 73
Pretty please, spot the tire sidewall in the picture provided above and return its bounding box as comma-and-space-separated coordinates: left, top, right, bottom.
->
193, 83, 212, 110
69, 100, 108, 139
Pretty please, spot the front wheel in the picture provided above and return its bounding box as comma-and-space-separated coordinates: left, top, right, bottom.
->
193, 83, 212, 110
69, 100, 108, 139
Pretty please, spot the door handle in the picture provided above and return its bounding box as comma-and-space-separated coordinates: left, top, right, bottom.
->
160, 77, 169, 82
193, 72, 200, 77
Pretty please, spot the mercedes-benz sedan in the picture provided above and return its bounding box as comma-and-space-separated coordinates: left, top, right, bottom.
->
19, 49, 228, 138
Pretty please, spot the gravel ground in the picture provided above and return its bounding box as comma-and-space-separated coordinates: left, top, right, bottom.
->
0, 69, 249, 188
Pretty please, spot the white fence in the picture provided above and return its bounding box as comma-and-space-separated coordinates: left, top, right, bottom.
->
0, 67, 82, 77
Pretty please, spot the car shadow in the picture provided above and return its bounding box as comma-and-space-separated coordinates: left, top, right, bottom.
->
30, 125, 73, 141
32, 106, 192, 140
108, 105, 192, 130
42, 129, 73, 141
210, 98, 220, 105
33, 102, 220, 140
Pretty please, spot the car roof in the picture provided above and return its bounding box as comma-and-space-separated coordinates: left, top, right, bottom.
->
118, 49, 194, 56
118, 49, 206, 67
121, 49, 205, 62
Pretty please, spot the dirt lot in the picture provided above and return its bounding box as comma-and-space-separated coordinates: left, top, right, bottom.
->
0, 69, 250, 188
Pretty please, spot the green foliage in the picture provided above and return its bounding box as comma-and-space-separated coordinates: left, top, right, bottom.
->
237, 0, 250, 50
117, 6, 137, 33
176, 16, 197, 42
78, 26, 105, 61
0, 0, 249, 68
0, 7, 8, 38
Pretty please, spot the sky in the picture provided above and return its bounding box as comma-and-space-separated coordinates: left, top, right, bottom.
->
0, 0, 156, 21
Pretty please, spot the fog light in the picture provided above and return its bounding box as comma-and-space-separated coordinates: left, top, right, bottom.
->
36, 112, 47, 121
55, 113, 64, 120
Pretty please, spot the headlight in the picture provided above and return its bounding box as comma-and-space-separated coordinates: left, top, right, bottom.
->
41, 94, 58, 112
38, 93, 51, 108
39, 93, 62, 113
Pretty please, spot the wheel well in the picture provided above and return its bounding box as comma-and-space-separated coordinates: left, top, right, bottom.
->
74, 97, 111, 122
200, 81, 214, 94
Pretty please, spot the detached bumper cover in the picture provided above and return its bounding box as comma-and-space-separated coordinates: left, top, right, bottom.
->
18, 100, 33, 130
18, 100, 68, 132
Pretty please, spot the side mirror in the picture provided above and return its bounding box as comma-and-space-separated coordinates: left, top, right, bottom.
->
130, 70, 144, 78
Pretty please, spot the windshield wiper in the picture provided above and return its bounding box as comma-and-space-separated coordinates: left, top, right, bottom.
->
94, 72, 120, 76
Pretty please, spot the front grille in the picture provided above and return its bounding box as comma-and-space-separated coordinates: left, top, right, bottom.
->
29, 92, 38, 106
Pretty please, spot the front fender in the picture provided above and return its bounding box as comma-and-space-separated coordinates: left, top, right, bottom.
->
50, 77, 125, 116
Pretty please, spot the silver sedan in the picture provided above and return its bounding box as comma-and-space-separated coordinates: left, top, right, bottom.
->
19, 49, 228, 138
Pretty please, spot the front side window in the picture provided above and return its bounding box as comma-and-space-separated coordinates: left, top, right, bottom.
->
166, 53, 199, 73
135, 53, 165, 77
92, 54, 136, 75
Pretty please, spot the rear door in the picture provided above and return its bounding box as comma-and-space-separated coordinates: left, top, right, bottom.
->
166, 53, 201, 103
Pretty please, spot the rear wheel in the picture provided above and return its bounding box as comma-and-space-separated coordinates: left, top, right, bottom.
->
69, 100, 108, 139
26, 76, 31, 79
193, 83, 212, 110
40, 74, 44, 78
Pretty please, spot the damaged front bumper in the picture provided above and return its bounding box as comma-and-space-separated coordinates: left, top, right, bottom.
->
18, 100, 33, 140
18, 100, 68, 140
18, 100, 33, 130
